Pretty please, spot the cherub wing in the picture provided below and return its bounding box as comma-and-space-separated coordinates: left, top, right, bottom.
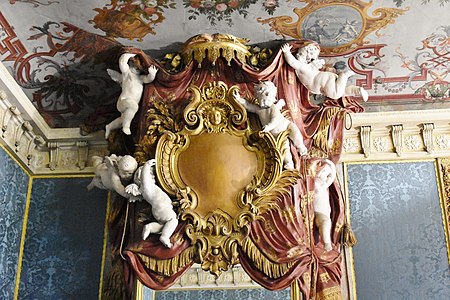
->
107, 69, 123, 84
104, 156, 117, 170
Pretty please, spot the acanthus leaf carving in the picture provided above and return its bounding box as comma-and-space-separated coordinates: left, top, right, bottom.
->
421, 123, 434, 154
390, 124, 404, 156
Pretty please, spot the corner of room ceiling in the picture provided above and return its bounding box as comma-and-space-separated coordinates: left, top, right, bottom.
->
0, 61, 108, 175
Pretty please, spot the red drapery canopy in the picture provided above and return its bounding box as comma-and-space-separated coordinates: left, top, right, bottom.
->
108, 42, 363, 299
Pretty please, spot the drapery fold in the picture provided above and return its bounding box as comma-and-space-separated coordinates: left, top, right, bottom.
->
109, 42, 363, 298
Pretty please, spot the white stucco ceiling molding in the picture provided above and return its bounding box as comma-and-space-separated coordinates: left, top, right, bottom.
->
342, 109, 450, 162
0, 62, 108, 175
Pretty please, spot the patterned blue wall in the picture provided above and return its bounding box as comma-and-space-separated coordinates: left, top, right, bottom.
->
153, 287, 290, 300
0, 147, 29, 300
347, 162, 450, 300
18, 177, 108, 299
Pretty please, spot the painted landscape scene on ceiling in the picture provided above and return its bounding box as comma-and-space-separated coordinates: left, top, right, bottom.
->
0, 0, 449, 131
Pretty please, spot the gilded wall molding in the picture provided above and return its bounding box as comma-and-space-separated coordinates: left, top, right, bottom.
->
437, 158, 450, 264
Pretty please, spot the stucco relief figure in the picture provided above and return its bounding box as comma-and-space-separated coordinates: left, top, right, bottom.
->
233, 81, 308, 170
125, 159, 178, 248
282, 43, 368, 102
314, 159, 336, 252
87, 154, 138, 199
105, 53, 159, 138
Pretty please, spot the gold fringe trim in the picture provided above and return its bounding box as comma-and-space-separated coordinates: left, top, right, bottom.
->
340, 223, 357, 247
316, 286, 342, 300
311, 107, 340, 157
241, 237, 294, 279
137, 246, 195, 277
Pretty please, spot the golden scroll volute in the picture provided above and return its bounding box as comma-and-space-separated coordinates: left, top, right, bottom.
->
155, 81, 300, 276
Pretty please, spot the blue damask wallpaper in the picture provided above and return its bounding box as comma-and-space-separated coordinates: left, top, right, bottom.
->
0, 147, 29, 300
18, 177, 108, 299
347, 162, 450, 300
154, 287, 290, 300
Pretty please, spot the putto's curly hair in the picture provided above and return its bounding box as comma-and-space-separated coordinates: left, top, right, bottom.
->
128, 55, 146, 72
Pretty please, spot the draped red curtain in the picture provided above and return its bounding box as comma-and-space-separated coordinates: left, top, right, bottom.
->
111, 42, 363, 299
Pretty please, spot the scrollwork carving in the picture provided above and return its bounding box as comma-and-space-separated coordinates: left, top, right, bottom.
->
421, 123, 434, 154
359, 125, 371, 158
391, 124, 404, 156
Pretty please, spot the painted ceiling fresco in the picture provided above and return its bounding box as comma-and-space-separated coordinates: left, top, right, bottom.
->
0, 0, 449, 131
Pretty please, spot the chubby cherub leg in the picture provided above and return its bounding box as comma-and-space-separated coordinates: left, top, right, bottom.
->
105, 117, 123, 139
315, 212, 332, 251
159, 218, 178, 248
142, 222, 164, 240
117, 100, 139, 135
287, 123, 308, 155
322, 71, 354, 100
281, 140, 295, 170
345, 85, 369, 102
87, 177, 99, 190
121, 108, 138, 135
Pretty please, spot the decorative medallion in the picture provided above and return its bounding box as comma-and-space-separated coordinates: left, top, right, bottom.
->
258, 0, 408, 54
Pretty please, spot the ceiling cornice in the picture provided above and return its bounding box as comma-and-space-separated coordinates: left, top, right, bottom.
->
342, 108, 450, 162
0, 62, 108, 175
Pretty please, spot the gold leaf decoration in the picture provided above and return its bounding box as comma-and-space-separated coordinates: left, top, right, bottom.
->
181, 33, 251, 67
152, 81, 301, 277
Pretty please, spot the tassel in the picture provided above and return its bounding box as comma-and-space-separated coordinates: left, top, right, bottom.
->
341, 223, 357, 247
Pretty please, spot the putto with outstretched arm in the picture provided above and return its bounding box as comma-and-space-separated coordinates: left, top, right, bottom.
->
282, 42, 368, 102
233, 81, 308, 170
105, 53, 158, 138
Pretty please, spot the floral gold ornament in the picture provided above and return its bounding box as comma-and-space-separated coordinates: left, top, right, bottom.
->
153, 81, 300, 276
258, 0, 408, 54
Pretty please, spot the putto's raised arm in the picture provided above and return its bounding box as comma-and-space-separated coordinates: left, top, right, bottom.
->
105, 53, 159, 138
282, 41, 368, 103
